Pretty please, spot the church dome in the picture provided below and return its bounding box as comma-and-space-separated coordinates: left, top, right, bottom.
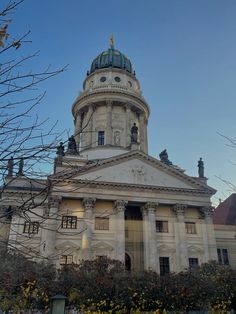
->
89, 44, 134, 75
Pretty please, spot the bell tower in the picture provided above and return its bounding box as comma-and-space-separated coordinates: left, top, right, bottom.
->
72, 40, 150, 160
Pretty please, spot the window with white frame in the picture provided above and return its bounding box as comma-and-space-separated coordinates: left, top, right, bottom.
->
98, 131, 105, 146
23, 221, 39, 234
61, 215, 77, 229
159, 257, 170, 276
217, 248, 229, 265
156, 220, 168, 233
185, 222, 196, 234
95, 217, 109, 230
59, 255, 73, 265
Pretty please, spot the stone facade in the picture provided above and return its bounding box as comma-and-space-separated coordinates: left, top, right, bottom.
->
2, 43, 230, 273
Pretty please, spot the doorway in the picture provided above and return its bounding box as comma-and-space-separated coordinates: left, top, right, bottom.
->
125, 205, 144, 271
125, 253, 131, 271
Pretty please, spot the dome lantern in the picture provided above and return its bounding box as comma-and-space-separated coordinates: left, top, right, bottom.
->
89, 38, 134, 75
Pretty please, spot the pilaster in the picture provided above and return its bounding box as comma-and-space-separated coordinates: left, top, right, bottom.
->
139, 112, 145, 152
87, 105, 94, 148
74, 110, 82, 152
143, 115, 148, 153
106, 100, 113, 145
125, 104, 131, 146
114, 200, 127, 262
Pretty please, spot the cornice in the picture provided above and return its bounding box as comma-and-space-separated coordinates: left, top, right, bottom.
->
54, 178, 215, 196
72, 88, 150, 116
2, 189, 47, 197
50, 150, 215, 195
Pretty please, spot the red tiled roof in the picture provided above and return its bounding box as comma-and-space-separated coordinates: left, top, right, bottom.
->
213, 193, 236, 225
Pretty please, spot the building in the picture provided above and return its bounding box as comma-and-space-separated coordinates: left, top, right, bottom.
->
1, 41, 222, 274
213, 194, 236, 268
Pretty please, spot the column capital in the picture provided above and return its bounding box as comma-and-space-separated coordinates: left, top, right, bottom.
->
142, 202, 159, 214
87, 103, 96, 112
0, 205, 14, 219
200, 206, 214, 218
125, 103, 131, 111
82, 197, 96, 211
114, 200, 127, 212
142, 114, 148, 125
75, 109, 82, 118
139, 113, 147, 125
106, 99, 113, 106
173, 203, 187, 216
48, 196, 62, 208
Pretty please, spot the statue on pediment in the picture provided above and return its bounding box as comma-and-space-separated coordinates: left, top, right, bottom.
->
198, 157, 204, 178
159, 149, 172, 166
56, 142, 65, 157
7, 156, 14, 177
67, 135, 77, 155
17, 158, 24, 175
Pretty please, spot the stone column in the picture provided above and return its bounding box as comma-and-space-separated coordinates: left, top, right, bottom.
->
201, 206, 217, 261
74, 110, 82, 152
42, 196, 62, 260
139, 112, 145, 152
7, 208, 19, 251
173, 204, 188, 271
106, 100, 113, 145
143, 115, 148, 153
142, 202, 158, 272
125, 104, 131, 146
87, 105, 94, 148
82, 197, 96, 260
114, 200, 127, 263
0, 205, 14, 251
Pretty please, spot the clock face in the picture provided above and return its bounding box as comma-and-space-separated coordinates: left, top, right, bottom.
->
114, 76, 121, 82
100, 76, 106, 82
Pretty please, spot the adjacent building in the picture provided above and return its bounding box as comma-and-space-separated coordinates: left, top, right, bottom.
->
213, 194, 236, 268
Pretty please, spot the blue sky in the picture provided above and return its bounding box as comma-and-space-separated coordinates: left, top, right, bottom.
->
6, 0, 236, 205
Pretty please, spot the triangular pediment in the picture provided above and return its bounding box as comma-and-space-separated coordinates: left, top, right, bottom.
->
63, 151, 214, 193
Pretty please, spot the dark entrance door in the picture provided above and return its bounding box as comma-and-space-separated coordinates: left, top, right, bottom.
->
125, 253, 131, 271
125, 205, 144, 271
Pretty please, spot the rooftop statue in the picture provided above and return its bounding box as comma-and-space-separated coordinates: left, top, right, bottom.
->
159, 149, 172, 166
56, 142, 65, 157
7, 156, 14, 177
67, 135, 77, 155
17, 158, 24, 175
198, 157, 204, 178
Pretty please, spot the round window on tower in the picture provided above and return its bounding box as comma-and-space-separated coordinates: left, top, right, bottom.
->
100, 76, 106, 82
128, 81, 132, 87
114, 76, 121, 82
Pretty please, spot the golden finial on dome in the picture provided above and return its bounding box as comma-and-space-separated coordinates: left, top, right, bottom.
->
109, 34, 114, 49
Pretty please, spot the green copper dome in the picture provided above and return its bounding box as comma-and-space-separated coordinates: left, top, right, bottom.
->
89, 47, 134, 75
